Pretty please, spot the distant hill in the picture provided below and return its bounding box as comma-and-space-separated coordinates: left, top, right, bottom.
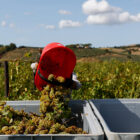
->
0, 47, 41, 61
0, 43, 16, 59
0, 43, 140, 62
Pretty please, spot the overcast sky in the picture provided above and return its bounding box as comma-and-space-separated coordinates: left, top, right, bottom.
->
0, 0, 140, 47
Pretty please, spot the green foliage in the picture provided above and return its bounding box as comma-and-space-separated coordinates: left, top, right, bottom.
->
71, 60, 140, 100
8, 61, 40, 100
1, 60, 140, 100
24, 52, 32, 58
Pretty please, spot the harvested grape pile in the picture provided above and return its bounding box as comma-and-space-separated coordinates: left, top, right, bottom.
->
0, 75, 87, 135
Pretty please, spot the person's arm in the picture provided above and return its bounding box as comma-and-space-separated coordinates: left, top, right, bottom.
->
31, 62, 38, 73
31, 48, 42, 73
71, 72, 82, 90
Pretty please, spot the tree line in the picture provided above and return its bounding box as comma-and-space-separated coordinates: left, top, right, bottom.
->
0, 43, 17, 57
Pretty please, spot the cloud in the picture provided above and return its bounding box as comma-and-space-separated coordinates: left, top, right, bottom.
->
1, 21, 6, 27
58, 10, 71, 15
1, 21, 15, 28
59, 20, 82, 28
82, 0, 121, 15
1, 20, 15, 28
45, 25, 55, 30
5, 14, 10, 19
82, 0, 140, 25
40, 24, 55, 30
24, 12, 32, 15
9, 23, 15, 28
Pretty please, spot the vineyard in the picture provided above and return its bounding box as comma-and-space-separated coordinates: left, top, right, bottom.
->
0, 60, 140, 100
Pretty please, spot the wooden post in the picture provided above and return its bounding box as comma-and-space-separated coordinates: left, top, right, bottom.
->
33, 72, 36, 89
4, 61, 9, 97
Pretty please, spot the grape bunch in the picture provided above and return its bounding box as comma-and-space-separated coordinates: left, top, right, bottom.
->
0, 74, 87, 135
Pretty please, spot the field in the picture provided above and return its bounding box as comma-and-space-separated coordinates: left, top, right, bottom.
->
1, 44, 140, 100
0, 59, 140, 100
72, 60, 140, 100
0, 44, 140, 62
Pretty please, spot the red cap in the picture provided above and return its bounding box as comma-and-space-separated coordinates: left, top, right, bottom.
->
35, 42, 76, 90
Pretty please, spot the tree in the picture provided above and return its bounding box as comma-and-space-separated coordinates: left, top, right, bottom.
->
9, 43, 16, 50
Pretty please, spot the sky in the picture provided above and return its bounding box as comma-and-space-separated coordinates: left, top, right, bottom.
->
0, 0, 140, 48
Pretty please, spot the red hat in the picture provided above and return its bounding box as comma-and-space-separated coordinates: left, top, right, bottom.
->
35, 42, 76, 90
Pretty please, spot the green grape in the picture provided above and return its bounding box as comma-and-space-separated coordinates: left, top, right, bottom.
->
0, 74, 87, 135
48, 74, 55, 81
1, 126, 9, 133
56, 76, 65, 83
39, 129, 49, 134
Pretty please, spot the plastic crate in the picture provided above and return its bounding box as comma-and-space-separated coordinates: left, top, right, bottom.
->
89, 99, 140, 140
0, 100, 104, 140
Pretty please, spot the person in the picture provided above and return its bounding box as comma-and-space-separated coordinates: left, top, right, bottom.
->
31, 42, 81, 91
